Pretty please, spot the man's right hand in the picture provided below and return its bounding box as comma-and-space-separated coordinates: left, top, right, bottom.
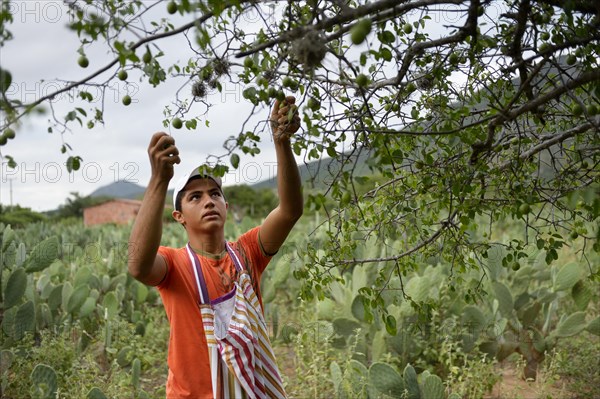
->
148, 132, 180, 181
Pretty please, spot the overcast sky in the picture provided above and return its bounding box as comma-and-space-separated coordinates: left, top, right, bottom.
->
1, 1, 292, 212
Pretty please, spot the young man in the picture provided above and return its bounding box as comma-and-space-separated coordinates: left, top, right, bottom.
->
128, 97, 303, 398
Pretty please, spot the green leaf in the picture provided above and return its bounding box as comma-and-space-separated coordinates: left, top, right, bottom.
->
66, 156, 82, 172
4, 268, 27, 309
554, 311, 587, 337
554, 262, 583, 291
230, 153, 240, 169
384, 314, 397, 335
24, 236, 60, 273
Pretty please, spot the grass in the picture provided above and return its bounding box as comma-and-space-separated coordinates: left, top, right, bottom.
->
553, 333, 600, 399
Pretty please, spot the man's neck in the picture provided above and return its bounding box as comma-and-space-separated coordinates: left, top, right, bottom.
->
188, 230, 226, 256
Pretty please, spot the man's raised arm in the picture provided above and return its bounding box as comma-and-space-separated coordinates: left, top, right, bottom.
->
128, 132, 180, 286
260, 96, 304, 255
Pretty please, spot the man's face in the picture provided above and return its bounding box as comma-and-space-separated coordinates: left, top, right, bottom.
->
173, 178, 228, 231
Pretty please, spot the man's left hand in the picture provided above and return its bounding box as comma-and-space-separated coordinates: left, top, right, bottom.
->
270, 95, 300, 142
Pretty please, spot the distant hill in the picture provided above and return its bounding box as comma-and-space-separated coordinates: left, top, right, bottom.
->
252, 150, 372, 190
88, 180, 146, 199
84, 151, 372, 202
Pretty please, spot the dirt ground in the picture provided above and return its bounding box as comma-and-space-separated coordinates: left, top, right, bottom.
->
484, 362, 575, 399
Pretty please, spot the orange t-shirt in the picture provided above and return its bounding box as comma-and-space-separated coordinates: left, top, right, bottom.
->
156, 226, 272, 399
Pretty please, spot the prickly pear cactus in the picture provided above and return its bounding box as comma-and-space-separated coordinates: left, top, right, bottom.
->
30, 364, 57, 399
131, 358, 141, 390
87, 387, 108, 399
420, 374, 445, 399
403, 364, 420, 399
4, 268, 27, 309
368, 362, 405, 397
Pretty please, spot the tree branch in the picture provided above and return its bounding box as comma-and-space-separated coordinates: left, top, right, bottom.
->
10, 2, 251, 118
497, 119, 599, 171
235, 0, 464, 58
337, 212, 457, 265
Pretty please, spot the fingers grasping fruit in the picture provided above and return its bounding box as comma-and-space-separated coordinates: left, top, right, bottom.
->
270, 95, 300, 141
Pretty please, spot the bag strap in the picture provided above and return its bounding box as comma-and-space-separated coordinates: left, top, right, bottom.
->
187, 241, 247, 305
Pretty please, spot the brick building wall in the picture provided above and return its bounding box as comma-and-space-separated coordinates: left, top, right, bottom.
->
83, 199, 142, 226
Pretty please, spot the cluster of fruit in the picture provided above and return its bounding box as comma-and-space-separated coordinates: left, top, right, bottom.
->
0, 127, 16, 146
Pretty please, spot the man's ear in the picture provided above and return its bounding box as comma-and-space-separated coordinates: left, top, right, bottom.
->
172, 209, 185, 225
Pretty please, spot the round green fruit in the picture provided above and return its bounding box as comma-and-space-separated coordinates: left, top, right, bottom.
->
449, 52, 460, 66
356, 73, 369, 87
122, 95, 131, 106
566, 54, 577, 66
275, 90, 286, 101
307, 97, 321, 111
0, 135, 6, 146
581, 160, 589, 169
172, 117, 183, 129
519, 203, 531, 215
118, 70, 128, 81
167, 1, 177, 14
572, 103, 584, 116
350, 18, 372, 45
341, 191, 351, 204
511, 261, 521, 271
540, 31, 550, 41
587, 104, 598, 115
78, 55, 89, 68
256, 76, 268, 87
570, 231, 579, 240
282, 76, 294, 88
242, 87, 256, 100
403, 23, 413, 34
4, 128, 15, 139
267, 87, 278, 98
